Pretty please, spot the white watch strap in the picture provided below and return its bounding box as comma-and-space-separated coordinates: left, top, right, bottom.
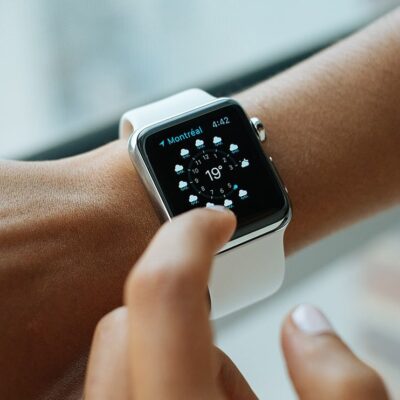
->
119, 89, 216, 139
119, 88, 287, 319
210, 226, 286, 319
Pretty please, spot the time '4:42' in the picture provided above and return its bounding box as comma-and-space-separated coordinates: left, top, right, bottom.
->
212, 116, 230, 128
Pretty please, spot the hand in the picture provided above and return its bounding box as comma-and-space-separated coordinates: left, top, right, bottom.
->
3, 9, 400, 398
281, 304, 389, 400
85, 207, 257, 399
84, 208, 388, 399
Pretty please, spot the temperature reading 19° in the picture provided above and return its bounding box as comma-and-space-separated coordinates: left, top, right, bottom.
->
205, 166, 222, 181
188, 149, 237, 200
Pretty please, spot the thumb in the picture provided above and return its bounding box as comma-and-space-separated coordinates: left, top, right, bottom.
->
281, 304, 389, 400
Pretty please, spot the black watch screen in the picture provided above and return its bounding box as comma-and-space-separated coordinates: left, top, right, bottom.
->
138, 100, 289, 239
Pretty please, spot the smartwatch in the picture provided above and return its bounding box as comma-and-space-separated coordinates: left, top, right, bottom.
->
119, 89, 291, 319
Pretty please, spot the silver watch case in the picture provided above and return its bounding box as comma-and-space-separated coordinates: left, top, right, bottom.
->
127, 97, 291, 253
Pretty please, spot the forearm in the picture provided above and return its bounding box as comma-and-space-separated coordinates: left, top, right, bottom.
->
0, 148, 158, 399
236, 9, 400, 252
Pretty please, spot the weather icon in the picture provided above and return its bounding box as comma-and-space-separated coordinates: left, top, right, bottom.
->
180, 148, 189, 157
229, 144, 239, 152
241, 159, 250, 168
175, 164, 184, 174
238, 189, 248, 199
213, 136, 222, 145
178, 181, 188, 190
206, 202, 215, 208
195, 139, 204, 148
224, 199, 233, 208
189, 194, 198, 204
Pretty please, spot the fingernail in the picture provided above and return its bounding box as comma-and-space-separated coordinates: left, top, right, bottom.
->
205, 205, 229, 212
291, 304, 334, 335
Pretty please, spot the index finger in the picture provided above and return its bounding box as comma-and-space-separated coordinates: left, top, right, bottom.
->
124, 207, 236, 399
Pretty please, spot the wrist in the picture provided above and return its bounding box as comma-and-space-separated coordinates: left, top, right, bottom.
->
0, 142, 160, 399
87, 139, 160, 238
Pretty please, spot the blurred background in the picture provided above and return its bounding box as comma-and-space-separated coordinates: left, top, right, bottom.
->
1, 1, 400, 398
1, 0, 400, 159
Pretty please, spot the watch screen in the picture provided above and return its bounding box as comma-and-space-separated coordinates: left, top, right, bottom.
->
139, 101, 288, 239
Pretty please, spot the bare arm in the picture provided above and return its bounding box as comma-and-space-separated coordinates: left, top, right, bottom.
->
237, 9, 400, 252
0, 9, 399, 400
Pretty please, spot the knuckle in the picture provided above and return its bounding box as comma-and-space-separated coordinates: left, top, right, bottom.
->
95, 307, 126, 338
124, 209, 216, 307
127, 259, 199, 307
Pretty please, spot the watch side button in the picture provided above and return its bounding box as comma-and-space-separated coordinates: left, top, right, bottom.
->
250, 117, 267, 143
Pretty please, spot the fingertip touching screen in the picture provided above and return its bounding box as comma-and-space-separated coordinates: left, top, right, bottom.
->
138, 101, 288, 239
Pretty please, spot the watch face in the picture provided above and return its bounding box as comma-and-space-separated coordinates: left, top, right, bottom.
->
137, 100, 289, 239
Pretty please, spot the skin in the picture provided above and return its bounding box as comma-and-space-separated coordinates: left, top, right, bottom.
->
0, 7, 399, 400
84, 208, 388, 399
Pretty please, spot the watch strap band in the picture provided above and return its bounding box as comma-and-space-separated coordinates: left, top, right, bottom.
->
210, 223, 286, 319
119, 88, 288, 319
119, 89, 216, 139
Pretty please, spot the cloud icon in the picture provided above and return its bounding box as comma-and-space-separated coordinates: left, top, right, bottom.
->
229, 144, 239, 152
189, 194, 198, 203
180, 148, 189, 157
195, 139, 204, 147
213, 136, 222, 145
224, 199, 233, 207
241, 159, 249, 168
178, 181, 188, 189
175, 164, 183, 173
239, 189, 248, 198
206, 202, 215, 208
